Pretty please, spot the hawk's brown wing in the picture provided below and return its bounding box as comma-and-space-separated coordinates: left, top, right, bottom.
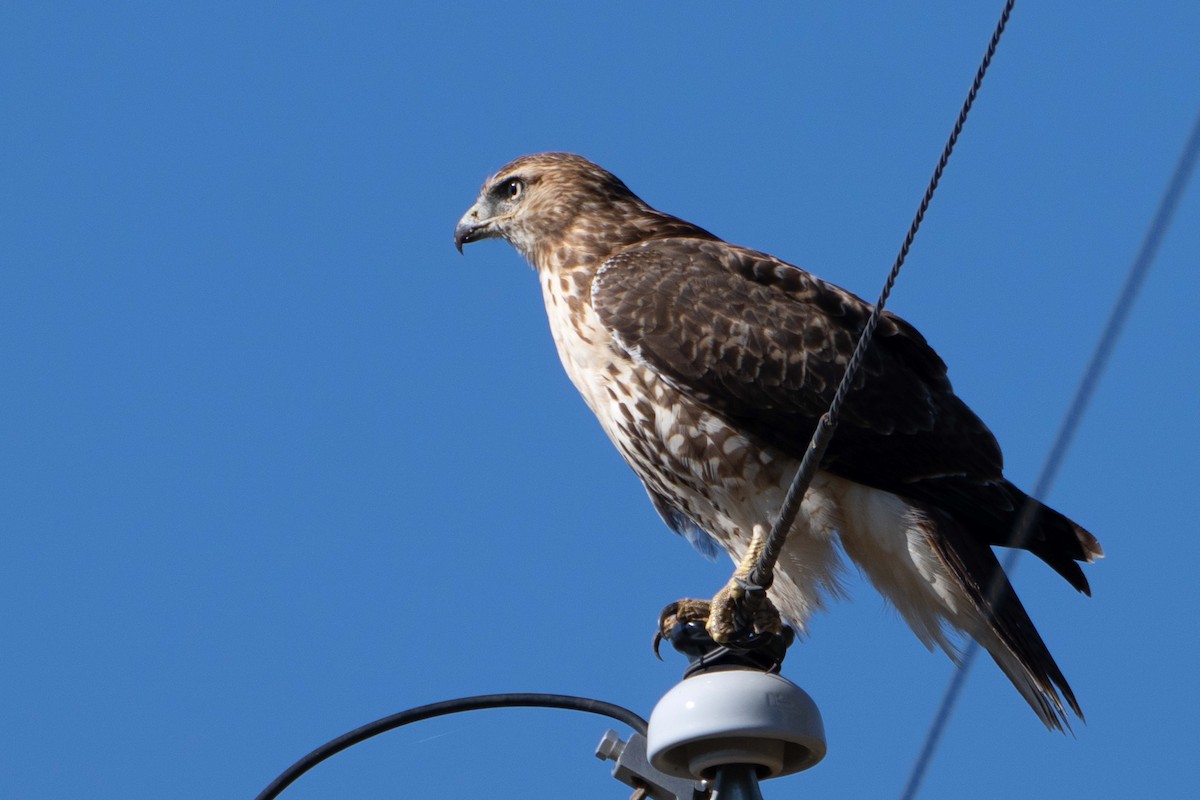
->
592, 237, 1097, 592
592, 236, 1003, 484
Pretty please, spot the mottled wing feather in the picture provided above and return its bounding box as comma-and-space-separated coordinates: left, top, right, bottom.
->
593, 237, 1099, 593
593, 238, 1004, 487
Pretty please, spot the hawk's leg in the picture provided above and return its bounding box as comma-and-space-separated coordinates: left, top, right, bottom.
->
657, 524, 781, 650
708, 523, 781, 642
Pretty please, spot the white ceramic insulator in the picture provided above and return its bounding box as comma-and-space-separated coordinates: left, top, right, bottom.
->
646, 669, 826, 780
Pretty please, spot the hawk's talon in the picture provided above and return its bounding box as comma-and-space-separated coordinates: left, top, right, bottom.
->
704, 522, 782, 643
707, 575, 782, 644
656, 594, 793, 673
656, 584, 782, 656
655, 598, 715, 659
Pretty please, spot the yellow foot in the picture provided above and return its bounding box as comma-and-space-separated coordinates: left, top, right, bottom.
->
655, 586, 782, 657
655, 524, 783, 654
708, 522, 780, 642
656, 597, 714, 651
706, 576, 781, 643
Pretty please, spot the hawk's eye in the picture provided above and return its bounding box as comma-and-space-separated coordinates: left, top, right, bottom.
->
500, 177, 524, 200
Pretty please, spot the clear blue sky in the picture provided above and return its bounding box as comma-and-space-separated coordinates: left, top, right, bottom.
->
3, 3, 1197, 798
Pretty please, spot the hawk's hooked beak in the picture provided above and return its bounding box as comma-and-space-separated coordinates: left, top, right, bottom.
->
454, 198, 499, 253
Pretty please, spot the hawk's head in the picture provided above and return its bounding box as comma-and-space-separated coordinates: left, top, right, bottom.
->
454, 152, 642, 265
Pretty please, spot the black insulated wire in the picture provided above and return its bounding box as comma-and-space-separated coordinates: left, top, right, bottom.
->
253, 692, 648, 800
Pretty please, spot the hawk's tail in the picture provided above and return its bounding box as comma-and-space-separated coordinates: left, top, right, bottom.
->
900, 476, 1103, 595
825, 479, 1090, 729
993, 487, 1104, 596
927, 506, 1083, 730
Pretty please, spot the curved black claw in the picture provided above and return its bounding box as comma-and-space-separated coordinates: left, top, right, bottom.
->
655, 598, 794, 675
654, 599, 711, 659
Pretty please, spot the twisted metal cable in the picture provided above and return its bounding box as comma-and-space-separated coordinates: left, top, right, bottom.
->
749, 0, 1017, 589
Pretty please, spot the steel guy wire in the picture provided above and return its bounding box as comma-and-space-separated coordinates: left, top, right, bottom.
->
749, 0, 1018, 590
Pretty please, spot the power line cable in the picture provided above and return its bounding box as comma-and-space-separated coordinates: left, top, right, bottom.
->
750, 0, 1017, 590
899, 105, 1200, 800
253, 692, 648, 800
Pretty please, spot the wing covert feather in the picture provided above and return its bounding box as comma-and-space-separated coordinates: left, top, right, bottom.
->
592, 238, 1004, 485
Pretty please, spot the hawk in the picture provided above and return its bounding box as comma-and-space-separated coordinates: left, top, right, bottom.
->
454, 152, 1101, 729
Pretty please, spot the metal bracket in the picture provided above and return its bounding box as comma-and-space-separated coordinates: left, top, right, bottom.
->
595, 729, 708, 800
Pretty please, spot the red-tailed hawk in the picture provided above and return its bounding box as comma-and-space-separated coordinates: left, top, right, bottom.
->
454, 152, 1101, 729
